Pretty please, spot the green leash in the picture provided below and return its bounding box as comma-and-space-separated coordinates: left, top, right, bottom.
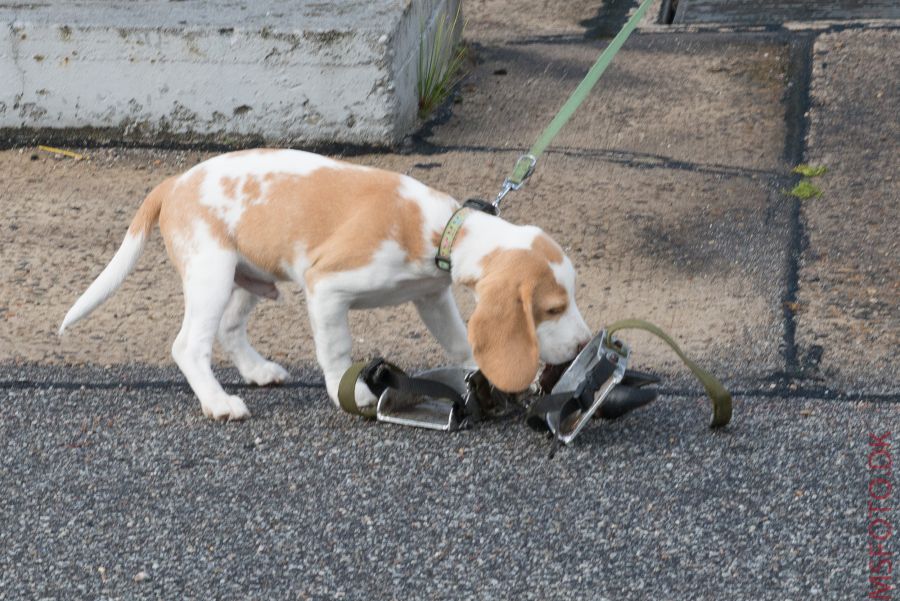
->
340, 0, 734, 430
489, 0, 733, 428
493, 0, 655, 208
606, 319, 732, 428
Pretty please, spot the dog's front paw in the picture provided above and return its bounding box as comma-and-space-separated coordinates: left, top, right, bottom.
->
201, 394, 251, 421
354, 380, 379, 412
325, 373, 378, 412
242, 361, 290, 387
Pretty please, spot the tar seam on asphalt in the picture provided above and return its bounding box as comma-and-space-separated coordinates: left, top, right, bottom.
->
0, 378, 326, 392
408, 142, 783, 180
3, 375, 898, 404
777, 32, 816, 383
508, 21, 900, 46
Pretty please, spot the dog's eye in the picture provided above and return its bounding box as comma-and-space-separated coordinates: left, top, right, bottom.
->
547, 306, 566, 316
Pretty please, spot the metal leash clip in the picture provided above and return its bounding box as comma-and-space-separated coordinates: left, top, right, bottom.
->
492, 153, 537, 212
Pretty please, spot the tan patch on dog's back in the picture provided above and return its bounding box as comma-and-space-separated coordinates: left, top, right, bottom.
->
242, 175, 263, 201
233, 167, 427, 287
158, 169, 232, 275
154, 161, 430, 286
220, 176, 239, 200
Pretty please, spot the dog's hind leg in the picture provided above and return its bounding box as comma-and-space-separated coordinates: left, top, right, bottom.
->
217, 287, 289, 386
172, 247, 250, 421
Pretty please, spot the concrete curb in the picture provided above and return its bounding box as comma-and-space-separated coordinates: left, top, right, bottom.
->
0, 0, 460, 148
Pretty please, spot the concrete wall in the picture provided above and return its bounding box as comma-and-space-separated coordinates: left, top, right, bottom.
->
0, 0, 461, 147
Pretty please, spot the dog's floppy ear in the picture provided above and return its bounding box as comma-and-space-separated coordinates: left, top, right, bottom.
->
467, 275, 539, 392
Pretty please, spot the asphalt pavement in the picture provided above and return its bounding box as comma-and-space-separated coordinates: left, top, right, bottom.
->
1, 363, 893, 600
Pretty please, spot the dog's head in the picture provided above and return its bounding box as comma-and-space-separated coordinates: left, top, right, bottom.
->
467, 233, 592, 392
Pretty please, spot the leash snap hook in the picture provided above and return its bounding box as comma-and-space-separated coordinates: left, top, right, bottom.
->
492, 153, 537, 211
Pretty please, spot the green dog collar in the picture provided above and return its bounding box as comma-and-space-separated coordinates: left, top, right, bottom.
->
434, 207, 472, 272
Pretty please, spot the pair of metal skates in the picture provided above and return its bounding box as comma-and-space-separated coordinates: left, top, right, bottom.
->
340, 329, 662, 447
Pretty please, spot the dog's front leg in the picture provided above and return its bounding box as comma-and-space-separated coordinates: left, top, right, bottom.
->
414, 287, 474, 366
306, 292, 378, 410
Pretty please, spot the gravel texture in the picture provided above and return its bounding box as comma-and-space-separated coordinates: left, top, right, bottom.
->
1, 362, 895, 600
797, 29, 900, 389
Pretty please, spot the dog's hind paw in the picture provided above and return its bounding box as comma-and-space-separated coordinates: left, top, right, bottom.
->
201, 394, 251, 421
242, 361, 290, 387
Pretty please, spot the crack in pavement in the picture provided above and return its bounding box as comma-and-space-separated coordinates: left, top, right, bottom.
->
777, 33, 816, 380
410, 140, 785, 180
507, 21, 900, 46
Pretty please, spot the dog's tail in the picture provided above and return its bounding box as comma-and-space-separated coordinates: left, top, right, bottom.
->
59, 179, 170, 335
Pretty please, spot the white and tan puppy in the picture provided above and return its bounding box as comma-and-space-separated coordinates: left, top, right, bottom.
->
60, 149, 591, 421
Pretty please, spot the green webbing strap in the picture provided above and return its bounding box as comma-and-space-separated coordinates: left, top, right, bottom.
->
338, 359, 465, 419
507, 0, 654, 186
435, 207, 472, 271
338, 361, 376, 418
605, 319, 733, 428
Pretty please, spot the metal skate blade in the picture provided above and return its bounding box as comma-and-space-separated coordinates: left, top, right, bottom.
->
550, 329, 629, 444
376, 367, 472, 431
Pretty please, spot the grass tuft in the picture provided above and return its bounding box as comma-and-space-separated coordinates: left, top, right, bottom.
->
417, 5, 467, 120
789, 179, 823, 199
788, 163, 827, 199
792, 164, 828, 177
